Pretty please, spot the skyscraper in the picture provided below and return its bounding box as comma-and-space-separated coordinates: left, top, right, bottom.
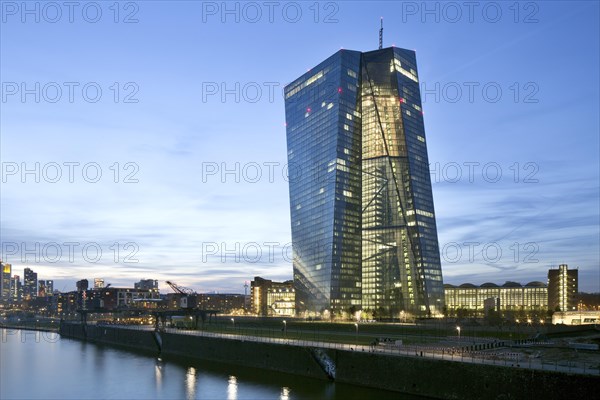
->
76, 279, 89, 292
10, 275, 22, 303
23, 267, 38, 300
1, 262, 12, 303
39, 280, 47, 297
46, 280, 54, 295
38, 280, 53, 297
285, 47, 444, 317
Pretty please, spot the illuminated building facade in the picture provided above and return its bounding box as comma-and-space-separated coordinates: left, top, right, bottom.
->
196, 293, 247, 313
0, 262, 11, 304
134, 279, 159, 290
107, 287, 160, 309
548, 264, 578, 312
552, 310, 599, 325
444, 281, 548, 314
10, 275, 22, 303
267, 286, 296, 317
250, 276, 295, 316
23, 267, 38, 300
285, 47, 444, 317
38, 280, 53, 297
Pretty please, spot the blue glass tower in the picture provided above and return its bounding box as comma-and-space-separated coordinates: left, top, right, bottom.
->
285, 47, 444, 317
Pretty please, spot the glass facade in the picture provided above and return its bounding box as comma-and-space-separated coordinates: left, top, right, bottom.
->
285, 50, 363, 315
285, 47, 444, 317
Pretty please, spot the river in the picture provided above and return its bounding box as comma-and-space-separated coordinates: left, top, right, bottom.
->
0, 329, 420, 399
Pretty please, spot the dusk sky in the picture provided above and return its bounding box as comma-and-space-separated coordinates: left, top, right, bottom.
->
1, 1, 598, 294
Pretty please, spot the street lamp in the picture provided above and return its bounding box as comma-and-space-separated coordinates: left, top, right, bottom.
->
456, 326, 461, 341
231, 318, 235, 330
283, 320, 287, 338
354, 323, 359, 345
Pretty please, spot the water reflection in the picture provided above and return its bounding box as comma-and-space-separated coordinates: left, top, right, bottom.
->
227, 375, 238, 400
186, 367, 197, 400
1, 329, 407, 400
154, 358, 163, 392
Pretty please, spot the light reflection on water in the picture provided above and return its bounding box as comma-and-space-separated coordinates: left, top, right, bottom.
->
227, 375, 238, 400
0, 329, 412, 399
186, 367, 197, 400
155, 361, 163, 392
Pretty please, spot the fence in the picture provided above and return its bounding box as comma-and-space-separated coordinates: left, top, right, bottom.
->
57, 322, 600, 376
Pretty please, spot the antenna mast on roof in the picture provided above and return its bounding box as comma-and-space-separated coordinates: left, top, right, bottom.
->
379, 17, 383, 49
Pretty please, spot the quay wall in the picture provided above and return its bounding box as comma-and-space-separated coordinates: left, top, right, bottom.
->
58, 323, 600, 399
334, 349, 600, 400
59, 323, 328, 380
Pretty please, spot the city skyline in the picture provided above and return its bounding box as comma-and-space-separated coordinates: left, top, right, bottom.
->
1, 2, 599, 295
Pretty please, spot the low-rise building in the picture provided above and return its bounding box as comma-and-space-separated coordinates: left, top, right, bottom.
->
444, 281, 548, 315
251, 277, 295, 316
196, 293, 247, 313
552, 310, 599, 325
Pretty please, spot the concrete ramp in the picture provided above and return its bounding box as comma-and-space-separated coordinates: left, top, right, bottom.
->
152, 331, 163, 352
309, 348, 336, 380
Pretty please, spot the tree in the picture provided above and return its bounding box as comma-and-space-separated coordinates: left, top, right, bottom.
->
485, 309, 502, 327
348, 305, 357, 320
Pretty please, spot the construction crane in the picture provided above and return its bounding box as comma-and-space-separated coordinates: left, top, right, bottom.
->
166, 281, 197, 309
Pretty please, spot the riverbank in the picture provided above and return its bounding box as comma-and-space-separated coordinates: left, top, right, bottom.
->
59, 322, 600, 399
0, 323, 57, 333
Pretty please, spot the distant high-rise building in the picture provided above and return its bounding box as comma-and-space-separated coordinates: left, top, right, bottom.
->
23, 267, 38, 300
76, 279, 89, 291
46, 280, 54, 295
10, 275, 22, 303
548, 264, 578, 312
38, 280, 53, 297
94, 278, 105, 289
134, 279, 158, 290
1, 262, 11, 303
38, 280, 47, 297
284, 46, 444, 317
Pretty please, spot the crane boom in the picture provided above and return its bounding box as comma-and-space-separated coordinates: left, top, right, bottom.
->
166, 281, 196, 295
166, 281, 197, 309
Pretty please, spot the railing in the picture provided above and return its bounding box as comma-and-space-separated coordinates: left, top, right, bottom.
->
58, 322, 599, 376
158, 327, 599, 376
